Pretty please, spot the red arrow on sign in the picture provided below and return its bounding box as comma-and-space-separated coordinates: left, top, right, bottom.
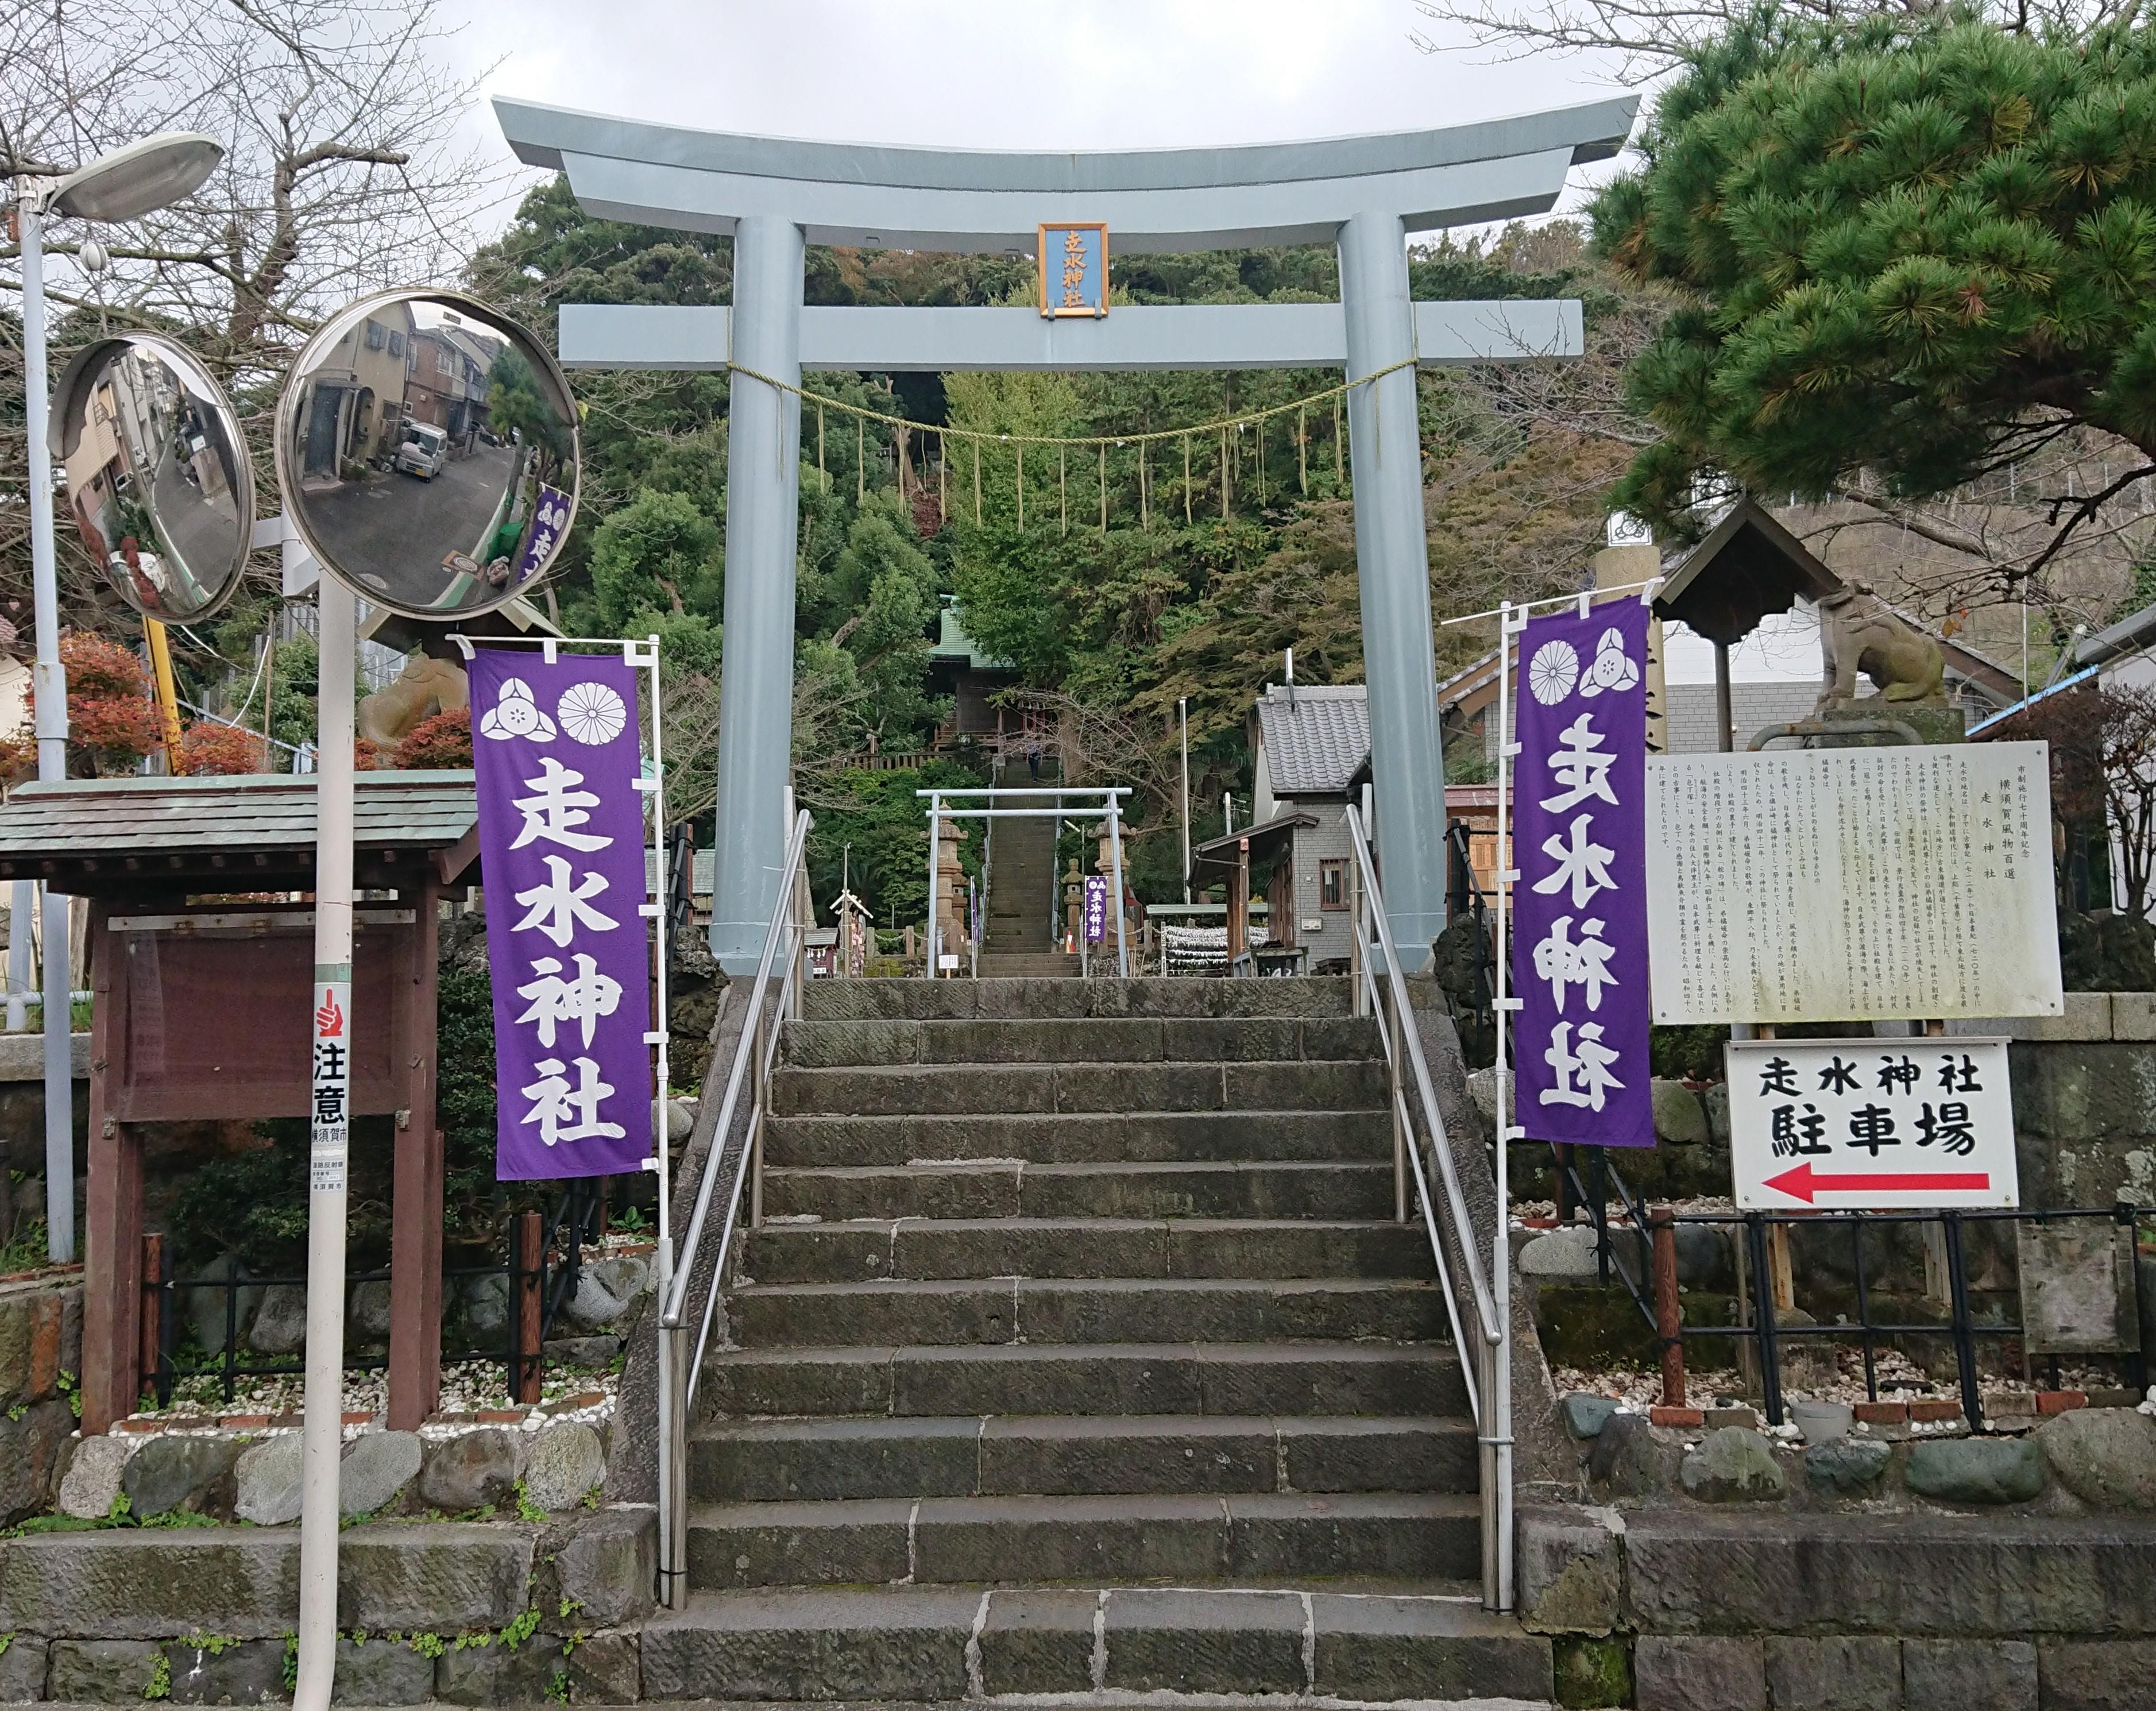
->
1763, 1161, 1991, 1204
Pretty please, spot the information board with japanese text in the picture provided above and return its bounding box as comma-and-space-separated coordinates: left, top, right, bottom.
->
1726, 1037, 2019, 1208
1645, 743, 2062, 1024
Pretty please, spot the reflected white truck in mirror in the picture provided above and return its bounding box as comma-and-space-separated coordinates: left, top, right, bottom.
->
396, 422, 447, 480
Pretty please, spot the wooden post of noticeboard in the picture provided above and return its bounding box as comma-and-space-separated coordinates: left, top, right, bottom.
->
82, 902, 144, 1433
513, 1211, 544, 1405
1226, 837, 1251, 971
388, 875, 443, 1430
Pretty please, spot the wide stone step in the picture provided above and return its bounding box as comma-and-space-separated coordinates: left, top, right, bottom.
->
685, 1489, 1482, 1588
760, 1159, 1398, 1222
641, 1584, 1549, 1703
974, 955, 1075, 977
697, 1341, 1470, 1419
726, 1276, 1446, 1348
740, 1217, 1435, 1284
764, 1108, 1392, 1168
770, 1059, 1388, 1117
799, 976, 1353, 1022
778, 1014, 1381, 1067
690, 1412, 1478, 1502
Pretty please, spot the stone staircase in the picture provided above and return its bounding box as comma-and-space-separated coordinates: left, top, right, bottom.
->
977, 760, 1070, 979
644, 978, 1551, 1704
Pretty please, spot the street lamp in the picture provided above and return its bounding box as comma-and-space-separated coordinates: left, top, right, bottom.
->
16, 131, 222, 1262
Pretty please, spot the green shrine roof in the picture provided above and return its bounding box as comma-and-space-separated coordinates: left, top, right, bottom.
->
928, 602, 1014, 672
0, 770, 478, 896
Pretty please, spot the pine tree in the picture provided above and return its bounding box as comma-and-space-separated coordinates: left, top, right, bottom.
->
1594, 10, 2156, 549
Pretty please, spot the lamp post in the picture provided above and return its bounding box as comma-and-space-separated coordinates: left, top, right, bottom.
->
1179, 697, 1191, 906
13, 132, 222, 1262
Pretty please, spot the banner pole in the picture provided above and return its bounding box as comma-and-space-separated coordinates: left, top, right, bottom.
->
642, 633, 678, 1606
1489, 601, 1519, 1616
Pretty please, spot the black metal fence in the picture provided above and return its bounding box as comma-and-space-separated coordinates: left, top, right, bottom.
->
1547, 1142, 2149, 1430
142, 1178, 614, 1410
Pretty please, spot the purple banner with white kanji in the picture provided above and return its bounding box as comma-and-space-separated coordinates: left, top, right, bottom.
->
472, 648, 651, 1180
1083, 875, 1108, 943
1512, 601, 1653, 1146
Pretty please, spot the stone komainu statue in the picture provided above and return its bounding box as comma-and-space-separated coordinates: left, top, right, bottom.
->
357, 651, 470, 747
1815, 582, 1946, 709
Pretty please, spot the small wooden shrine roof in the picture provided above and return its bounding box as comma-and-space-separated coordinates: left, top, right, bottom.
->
1650, 496, 1841, 647
0, 770, 479, 898
1188, 811, 1317, 887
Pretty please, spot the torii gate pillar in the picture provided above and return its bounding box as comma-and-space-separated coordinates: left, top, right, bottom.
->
1340, 210, 1447, 952
494, 94, 1638, 971
711, 216, 806, 967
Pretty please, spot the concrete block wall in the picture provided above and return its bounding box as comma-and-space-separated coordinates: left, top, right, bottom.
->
1661, 681, 1820, 755
1952, 994, 2156, 1206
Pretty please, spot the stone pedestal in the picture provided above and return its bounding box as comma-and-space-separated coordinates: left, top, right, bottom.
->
1788, 702, 1968, 747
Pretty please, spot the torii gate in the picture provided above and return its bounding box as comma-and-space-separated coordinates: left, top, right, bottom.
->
493, 95, 1637, 971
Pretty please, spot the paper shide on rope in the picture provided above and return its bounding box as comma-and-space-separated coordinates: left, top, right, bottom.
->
725, 355, 1394, 531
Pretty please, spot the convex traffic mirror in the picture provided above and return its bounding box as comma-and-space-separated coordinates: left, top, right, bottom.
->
276, 289, 579, 620
53, 333, 255, 625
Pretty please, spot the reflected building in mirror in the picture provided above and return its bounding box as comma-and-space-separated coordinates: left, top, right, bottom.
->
293, 298, 416, 482
61, 342, 246, 620
407, 313, 500, 450
279, 291, 579, 620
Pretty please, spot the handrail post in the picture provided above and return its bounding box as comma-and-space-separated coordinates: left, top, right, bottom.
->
750, 988, 770, 1229
654, 1233, 677, 1609
1389, 998, 1408, 1223
1108, 795, 1128, 978
1478, 1336, 1500, 1609
1349, 847, 1366, 1016
666, 1319, 689, 1608
924, 793, 940, 979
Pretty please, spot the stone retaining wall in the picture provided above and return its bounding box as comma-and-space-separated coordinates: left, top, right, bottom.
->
1519, 1504, 2156, 1710
0, 1512, 654, 1705
0, 1277, 82, 1529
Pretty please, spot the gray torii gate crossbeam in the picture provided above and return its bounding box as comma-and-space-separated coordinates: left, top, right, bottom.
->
495, 95, 1637, 972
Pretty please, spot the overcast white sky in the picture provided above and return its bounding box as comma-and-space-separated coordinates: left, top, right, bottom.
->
445, 0, 1635, 231
1664, 610, 1825, 685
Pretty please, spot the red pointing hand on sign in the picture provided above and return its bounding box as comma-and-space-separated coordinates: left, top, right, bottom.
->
315, 990, 344, 1038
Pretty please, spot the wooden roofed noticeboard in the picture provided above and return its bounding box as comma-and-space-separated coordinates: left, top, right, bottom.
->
0, 769, 479, 897
0, 768, 481, 1438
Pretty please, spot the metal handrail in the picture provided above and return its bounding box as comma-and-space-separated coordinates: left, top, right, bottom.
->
1342, 804, 1510, 1613
659, 806, 814, 1333
1343, 806, 1501, 1346
656, 808, 813, 1609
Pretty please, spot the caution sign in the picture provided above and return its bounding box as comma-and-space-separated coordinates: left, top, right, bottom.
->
1726, 1037, 2018, 1210
311, 978, 350, 1195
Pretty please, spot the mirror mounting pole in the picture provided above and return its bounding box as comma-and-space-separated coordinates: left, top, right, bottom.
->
17, 182, 75, 1266
293, 578, 357, 1711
